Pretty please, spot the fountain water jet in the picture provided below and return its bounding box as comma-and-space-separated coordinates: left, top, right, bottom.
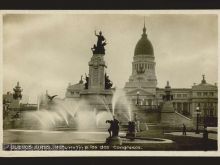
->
96, 111, 113, 128
23, 93, 116, 131
23, 85, 135, 132
112, 88, 132, 122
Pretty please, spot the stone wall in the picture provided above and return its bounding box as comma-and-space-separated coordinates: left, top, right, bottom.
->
160, 111, 193, 129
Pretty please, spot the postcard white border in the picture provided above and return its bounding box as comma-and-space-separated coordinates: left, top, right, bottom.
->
0, 10, 219, 157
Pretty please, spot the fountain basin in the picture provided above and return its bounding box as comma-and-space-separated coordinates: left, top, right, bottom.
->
4, 129, 173, 145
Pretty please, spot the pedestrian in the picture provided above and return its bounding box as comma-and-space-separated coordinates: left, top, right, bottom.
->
182, 123, 186, 135
203, 125, 208, 151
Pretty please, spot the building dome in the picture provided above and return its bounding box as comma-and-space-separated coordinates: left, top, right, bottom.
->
134, 25, 154, 56
192, 75, 217, 90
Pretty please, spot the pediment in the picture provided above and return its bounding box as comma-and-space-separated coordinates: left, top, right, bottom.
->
126, 88, 154, 96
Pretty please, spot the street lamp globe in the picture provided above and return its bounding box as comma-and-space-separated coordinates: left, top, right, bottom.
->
136, 91, 140, 105
195, 106, 200, 134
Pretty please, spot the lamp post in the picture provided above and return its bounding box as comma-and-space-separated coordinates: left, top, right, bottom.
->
195, 106, 201, 134
136, 91, 140, 105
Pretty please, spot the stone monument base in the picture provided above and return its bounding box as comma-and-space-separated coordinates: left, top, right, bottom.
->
160, 101, 175, 126
126, 132, 136, 140
161, 101, 175, 113
160, 112, 175, 126
106, 136, 122, 145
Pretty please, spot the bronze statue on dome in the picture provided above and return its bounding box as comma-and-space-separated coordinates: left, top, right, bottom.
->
91, 30, 107, 55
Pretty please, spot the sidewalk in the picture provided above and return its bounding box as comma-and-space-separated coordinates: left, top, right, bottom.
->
165, 131, 217, 140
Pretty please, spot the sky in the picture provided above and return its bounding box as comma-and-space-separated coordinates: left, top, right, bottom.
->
3, 14, 218, 103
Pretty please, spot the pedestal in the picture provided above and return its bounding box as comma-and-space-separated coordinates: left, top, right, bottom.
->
88, 54, 106, 91
106, 136, 122, 145
160, 101, 175, 126
126, 132, 136, 140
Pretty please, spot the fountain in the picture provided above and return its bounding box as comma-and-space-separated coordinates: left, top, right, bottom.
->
24, 95, 111, 131
105, 115, 122, 145
111, 88, 138, 141
111, 88, 132, 122
4, 90, 174, 147
126, 121, 136, 140
3, 30, 174, 149
104, 88, 137, 145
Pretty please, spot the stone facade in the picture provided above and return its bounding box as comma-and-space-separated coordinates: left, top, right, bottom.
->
124, 24, 157, 95
88, 54, 106, 91
65, 32, 113, 112
64, 24, 218, 127
123, 24, 218, 127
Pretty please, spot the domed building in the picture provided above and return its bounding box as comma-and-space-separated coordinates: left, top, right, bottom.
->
134, 26, 154, 56
123, 23, 217, 128
124, 23, 157, 107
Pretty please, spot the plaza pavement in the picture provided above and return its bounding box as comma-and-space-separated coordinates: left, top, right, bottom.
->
165, 131, 217, 140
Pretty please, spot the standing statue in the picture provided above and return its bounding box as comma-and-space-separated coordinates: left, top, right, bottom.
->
106, 116, 120, 137
79, 75, 83, 84
105, 73, 113, 89
95, 31, 105, 47
106, 116, 122, 145
91, 31, 107, 54
126, 121, 136, 140
162, 81, 173, 101
128, 121, 136, 133
84, 73, 89, 89
106, 120, 114, 137
112, 116, 120, 137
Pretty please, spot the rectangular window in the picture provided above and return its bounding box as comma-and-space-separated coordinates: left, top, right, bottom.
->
183, 94, 187, 98
209, 92, 214, 96
210, 110, 214, 116
197, 92, 201, 96
203, 92, 208, 96
177, 94, 181, 98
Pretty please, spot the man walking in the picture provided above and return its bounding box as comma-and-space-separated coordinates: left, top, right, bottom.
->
182, 123, 186, 135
